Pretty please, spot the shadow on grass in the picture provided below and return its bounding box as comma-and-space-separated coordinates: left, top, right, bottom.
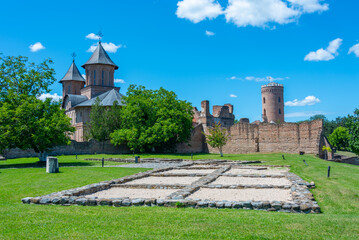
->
0, 161, 94, 169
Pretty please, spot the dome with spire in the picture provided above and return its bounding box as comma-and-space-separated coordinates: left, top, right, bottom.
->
82, 42, 118, 69
59, 60, 85, 83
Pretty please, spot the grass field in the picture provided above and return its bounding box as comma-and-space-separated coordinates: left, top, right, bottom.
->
0, 153, 358, 239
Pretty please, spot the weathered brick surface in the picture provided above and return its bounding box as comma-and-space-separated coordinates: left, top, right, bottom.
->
200, 119, 323, 155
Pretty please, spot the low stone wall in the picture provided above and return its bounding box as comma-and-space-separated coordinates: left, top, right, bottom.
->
4, 140, 130, 159
22, 161, 320, 214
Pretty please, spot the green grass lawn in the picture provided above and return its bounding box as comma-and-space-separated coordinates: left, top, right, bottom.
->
336, 151, 358, 158
0, 153, 358, 239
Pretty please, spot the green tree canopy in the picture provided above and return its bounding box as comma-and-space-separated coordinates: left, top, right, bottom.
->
0, 55, 55, 102
86, 97, 121, 151
0, 55, 73, 160
329, 127, 351, 151
0, 96, 74, 161
346, 109, 359, 155
110, 85, 193, 152
204, 123, 230, 157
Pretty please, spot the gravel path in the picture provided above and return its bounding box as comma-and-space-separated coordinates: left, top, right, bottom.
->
189, 188, 293, 202
86, 188, 177, 199
123, 176, 201, 185
109, 162, 190, 169
211, 176, 292, 186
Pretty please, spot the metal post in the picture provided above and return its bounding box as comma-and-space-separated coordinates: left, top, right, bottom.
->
102, 158, 104, 167
76, 154, 77, 159
282, 155, 285, 160
303, 159, 308, 166
327, 166, 331, 178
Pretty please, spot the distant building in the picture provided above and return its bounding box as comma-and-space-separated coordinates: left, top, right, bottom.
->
261, 82, 284, 123
192, 100, 235, 127
60, 41, 124, 142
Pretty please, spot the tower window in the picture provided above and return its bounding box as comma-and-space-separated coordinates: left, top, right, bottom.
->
102, 70, 104, 86
94, 70, 96, 85
68, 85, 71, 94
263, 97, 266, 104
279, 109, 282, 114
264, 109, 266, 115
278, 97, 281, 103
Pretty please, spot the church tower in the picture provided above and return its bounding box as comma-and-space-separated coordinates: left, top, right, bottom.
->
261, 82, 284, 123
81, 41, 120, 99
59, 60, 85, 98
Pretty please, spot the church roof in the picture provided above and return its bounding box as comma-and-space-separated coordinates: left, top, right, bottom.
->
59, 61, 85, 83
62, 94, 88, 109
82, 42, 119, 69
75, 89, 124, 107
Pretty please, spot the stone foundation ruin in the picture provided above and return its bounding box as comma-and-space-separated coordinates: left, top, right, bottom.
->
22, 160, 320, 213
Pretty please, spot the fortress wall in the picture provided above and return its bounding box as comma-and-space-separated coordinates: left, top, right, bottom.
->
200, 119, 323, 155
175, 124, 205, 153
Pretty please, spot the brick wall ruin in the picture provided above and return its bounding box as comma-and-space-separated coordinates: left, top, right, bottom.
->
197, 119, 324, 155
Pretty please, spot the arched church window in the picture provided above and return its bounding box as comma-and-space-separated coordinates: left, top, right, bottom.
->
94, 70, 96, 85
68, 85, 71, 94
102, 70, 104, 86
263, 97, 266, 104
278, 97, 281, 103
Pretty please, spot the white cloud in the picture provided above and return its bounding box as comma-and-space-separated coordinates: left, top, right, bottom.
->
229, 76, 288, 82
29, 42, 45, 52
87, 42, 123, 53
86, 33, 100, 40
348, 43, 359, 57
176, 0, 223, 23
225, 0, 300, 28
38, 93, 62, 102
304, 38, 342, 61
205, 30, 215, 36
285, 111, 325, 118
176, 0, 329, 28
285, 96, 320, 107
229, 94, 237, 98
114, 78, 125, 83
287, 0, 329, 13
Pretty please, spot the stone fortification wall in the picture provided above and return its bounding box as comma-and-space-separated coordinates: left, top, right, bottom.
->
5, 140, 130, 159
201, 119, 323, 155
5, 120, 323, 158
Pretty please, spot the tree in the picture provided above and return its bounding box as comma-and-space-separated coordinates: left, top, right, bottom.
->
329, 127, 351, 150
0, 55, 73, 161
346, 109, 359, 155
0, 96, 74, 161
0, 55, 55, 102
204, 123, 230, 157
86, 98, 121, 151
110, 85, 193, 152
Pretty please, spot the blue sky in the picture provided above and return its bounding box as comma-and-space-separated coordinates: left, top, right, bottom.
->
1, 0, 358, 122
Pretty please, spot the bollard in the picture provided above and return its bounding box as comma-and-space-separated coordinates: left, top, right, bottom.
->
46, 157, 59, 173
303, 159, 308, 166
102, 158, 104, 167
327, 166, 331, 178
282, 155, 285, 160
135, 156, 139, 164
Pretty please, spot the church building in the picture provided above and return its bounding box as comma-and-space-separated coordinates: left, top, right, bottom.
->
60, 41, 124, 142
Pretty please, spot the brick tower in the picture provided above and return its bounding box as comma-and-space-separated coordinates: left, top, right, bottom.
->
59, 60, 85, 98
81, 41, 120, 99
261, 82, 284, 123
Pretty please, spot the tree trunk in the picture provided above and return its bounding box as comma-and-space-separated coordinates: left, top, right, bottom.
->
38, 152, 47, 162
219, 147, 223, 157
